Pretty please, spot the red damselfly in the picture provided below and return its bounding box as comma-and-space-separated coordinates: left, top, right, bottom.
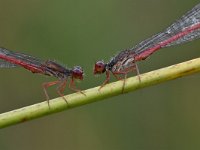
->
94, 3, 200, 90
0, 48, 84, 107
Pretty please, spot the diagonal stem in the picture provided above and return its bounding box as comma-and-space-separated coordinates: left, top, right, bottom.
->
1, 57, 200, 129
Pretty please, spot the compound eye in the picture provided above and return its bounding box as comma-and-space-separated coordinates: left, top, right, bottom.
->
93, 61, 105, 74
72, 66, 84, 80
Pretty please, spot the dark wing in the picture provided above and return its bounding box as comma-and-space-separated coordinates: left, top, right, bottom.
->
0, 60, 18, 68
0, 48, 71, 79
132, 3, 200, 55
0, 48, 45, 67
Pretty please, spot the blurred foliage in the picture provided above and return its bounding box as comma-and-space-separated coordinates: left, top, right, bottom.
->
0, 0, 200, 150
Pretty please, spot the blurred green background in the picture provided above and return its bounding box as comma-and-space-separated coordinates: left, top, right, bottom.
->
0, 0, 200, 149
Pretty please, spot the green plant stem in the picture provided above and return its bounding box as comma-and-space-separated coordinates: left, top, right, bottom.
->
1, 57, 200, 128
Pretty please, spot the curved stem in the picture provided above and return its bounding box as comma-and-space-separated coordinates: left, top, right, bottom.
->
1, 57, 200, 128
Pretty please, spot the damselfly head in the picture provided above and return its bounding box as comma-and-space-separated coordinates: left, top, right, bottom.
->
72, 66, 84, 80
93, 60, 106, 74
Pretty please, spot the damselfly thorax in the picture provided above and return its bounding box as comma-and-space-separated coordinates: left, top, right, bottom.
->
110, 50, 136, 73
